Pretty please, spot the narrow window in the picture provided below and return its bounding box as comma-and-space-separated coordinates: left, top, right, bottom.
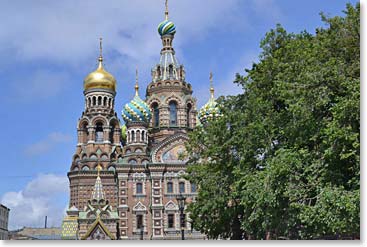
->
136, 130, 140, 142
153, 103, 159, 127
169, 65, 173, 78
167, 182, 173, 193
136, 183, 143, 194
179, 182, 185, 193
169, 101, 177, 126
131, 131, 135, 142
168, 214, 174, 228
137, 215, 143, 229
95, 123, 103, 143
110, 126, 114, 143
187, 103, 192, 127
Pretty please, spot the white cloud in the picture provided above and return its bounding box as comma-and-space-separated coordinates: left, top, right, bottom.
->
24, 132, 72, 156
0, 0, 243, 67
0, 1, 283, 102
1, 174, 69, 230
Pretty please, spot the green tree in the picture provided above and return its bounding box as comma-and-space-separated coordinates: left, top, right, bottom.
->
186, 3, 359, 240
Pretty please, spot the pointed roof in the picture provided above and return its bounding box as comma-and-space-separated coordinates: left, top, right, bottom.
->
81, 217, 115, 240
91, 165, 105, 201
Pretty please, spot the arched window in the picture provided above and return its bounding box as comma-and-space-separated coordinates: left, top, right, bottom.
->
82, 122, 88, 143
152, 103, 159, 127
95, 122, 104, 143
92, 96, 96, 106
169, 101, 177, 126
169, 65, 173, 78
179, 182, 185, 193
157, 66, 161, 77
88, 97, 91, 108
136, 130, 140, 142
187, 103, 192, 128
98, 96, 102, 106
136, 183, 143, 194
141, 130, 145, 142
129, 159, 137, 165
167, 182, 173, 193
131, 130, 135, 143
108, 98, 112, 108
108, 166, 116, 172
82, 166, 90, 171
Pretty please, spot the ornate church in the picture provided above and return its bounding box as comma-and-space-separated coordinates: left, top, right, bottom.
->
61, 0, 220, 240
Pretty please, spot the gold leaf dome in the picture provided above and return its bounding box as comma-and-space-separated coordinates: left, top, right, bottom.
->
84, 57, 116, 91
83, 38, 116, 92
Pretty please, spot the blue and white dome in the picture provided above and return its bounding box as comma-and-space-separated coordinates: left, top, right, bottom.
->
122, 95, 151, 123
158, 20, 176, 36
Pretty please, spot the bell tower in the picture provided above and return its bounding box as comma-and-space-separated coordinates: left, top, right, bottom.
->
68, 38, 122, 210
146, 1, 197, 145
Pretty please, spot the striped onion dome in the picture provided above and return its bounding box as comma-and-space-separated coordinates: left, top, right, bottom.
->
198, 97, 222, 124
158, 20, 176, 36
198, 73, 222, 124
122, 94, 151, 123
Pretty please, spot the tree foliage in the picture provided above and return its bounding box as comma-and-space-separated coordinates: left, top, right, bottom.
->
185, 3, 359, 240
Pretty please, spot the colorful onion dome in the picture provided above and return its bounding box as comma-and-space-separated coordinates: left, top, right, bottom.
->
121, 70, 152, 123
198, 72, 222, 124
198, 98, 222, 124
122, 94, 151, 122
158, 20, 176, 36
84, 38, 116, 92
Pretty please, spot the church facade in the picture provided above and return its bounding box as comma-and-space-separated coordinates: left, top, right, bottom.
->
62, 1, 220, 240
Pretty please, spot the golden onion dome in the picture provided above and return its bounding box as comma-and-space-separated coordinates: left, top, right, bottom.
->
83, 38, 116, 92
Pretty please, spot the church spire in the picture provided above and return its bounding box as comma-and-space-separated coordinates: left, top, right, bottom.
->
98, 37, 103, 68
135, 67, 139, 96
91, 164, 105, 201
210, 72, 215, 99
165, 0, 169, 20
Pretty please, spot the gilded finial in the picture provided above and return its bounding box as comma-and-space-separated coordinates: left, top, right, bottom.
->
165, 0, 169, 20
97, 164, 102, 177
135, 67, 139, 96
98, 37, 103, 67
209, 72, 214, 98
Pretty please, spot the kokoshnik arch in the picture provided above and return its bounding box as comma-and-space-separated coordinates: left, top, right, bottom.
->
61, 0, 221, 240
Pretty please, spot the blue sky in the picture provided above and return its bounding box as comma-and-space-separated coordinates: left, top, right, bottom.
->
0, 0, 358, 230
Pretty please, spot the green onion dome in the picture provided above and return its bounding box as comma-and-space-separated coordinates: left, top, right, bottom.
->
158, 20, 176, 36
198, 97, 222, 124
121, 94, 151, 123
